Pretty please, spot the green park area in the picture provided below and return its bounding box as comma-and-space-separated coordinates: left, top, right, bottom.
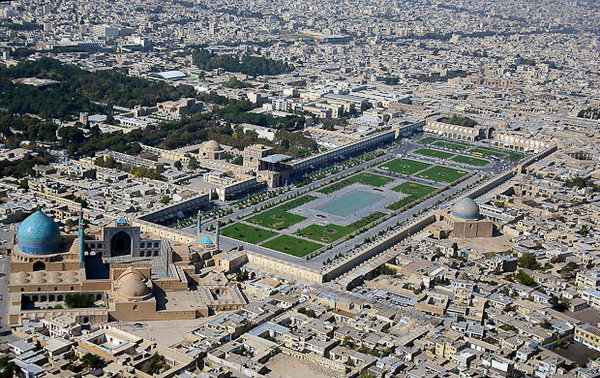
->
451, 155, 490, 167
414, 148, 455, 159
393, 181, 438, 198
387, 181, 438, 210
296, 212, 386, 243
433, 140, 471, 151
420, 136, 525, 162
248, 208, 306, 230
417, 165, 469, 183
319, 172, 394, 194
379, 158, 431, 175
248, 195, 316, 230
221, 223, 277, 244
420, 136, 471, 151
261, 235, 323, 257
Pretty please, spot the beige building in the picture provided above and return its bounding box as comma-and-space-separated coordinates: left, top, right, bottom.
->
7, 211, 246, 326
199, 140, 225, 160
424, 118, 487, 141
430, 198, 494, 239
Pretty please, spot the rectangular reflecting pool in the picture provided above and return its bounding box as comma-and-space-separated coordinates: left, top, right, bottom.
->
314, 190, 385, 217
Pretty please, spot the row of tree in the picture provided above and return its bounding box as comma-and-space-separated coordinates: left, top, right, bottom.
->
0, 58, 196, 119
192, 49, 292, 76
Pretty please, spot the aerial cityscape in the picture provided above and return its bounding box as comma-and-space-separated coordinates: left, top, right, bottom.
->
0, 0, 598, 376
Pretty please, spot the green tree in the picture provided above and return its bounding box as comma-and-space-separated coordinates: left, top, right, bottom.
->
515, 270, 536, 287
539, 319, 552, 329
95, 156, 118, 168
549, 296, 570, 312
188, 156, 199, 170
519, 253, 539, 270
173, 160, 182, 170
141, 353, 167, 375
58, 126, 86, 144
0, 356, 18, 378
379, 265, 397, 275
81, 353, 102, 370
64, 293, 95, 308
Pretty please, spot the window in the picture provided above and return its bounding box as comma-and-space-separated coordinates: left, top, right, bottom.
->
133, 304, 138, 311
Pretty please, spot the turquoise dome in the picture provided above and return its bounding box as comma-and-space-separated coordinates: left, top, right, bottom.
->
17, 211, 62, 255
451, 198, 480, 220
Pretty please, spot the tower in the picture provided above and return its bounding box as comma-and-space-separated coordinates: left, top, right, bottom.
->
78, 214, 85, 268
196, 211, 202, 241
215, 221, 220, 250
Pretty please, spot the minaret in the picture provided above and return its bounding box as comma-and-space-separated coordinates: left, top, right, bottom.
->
215, 220, 220, 250
78, 214, 85, 268
196, 210, 202, 242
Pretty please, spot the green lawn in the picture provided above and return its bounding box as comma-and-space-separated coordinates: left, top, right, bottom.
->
248, 209, 306, 230
387, 182, 438, 211
451, 155, 490, 167
419, 136, 470, 151
432, 140, 471, 151
319, 172, 394, 194
392, 181, 438, 198
261, 235, 323, 257
296, 212, 386, 243
277, 195, 318, 211
414, 148, 455, 159
247, 195, 317, 230
419, 136, 440, 144
417, 165, 469, 183
379, 158, 431, 175
221, 223, 278, 244
296, 223, 350, 243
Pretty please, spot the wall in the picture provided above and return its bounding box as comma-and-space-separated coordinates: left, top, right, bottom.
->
138, 194, 209, 223
322, 214, 437, 283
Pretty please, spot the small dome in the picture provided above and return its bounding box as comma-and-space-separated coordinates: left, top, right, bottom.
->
31, 278, 46, 285
118, 278, 150, 298
63, 276, 78, 283
203, 140, 221, 151
15, 278, 29, 285
498, 121, 510, 129
17, 211, 61, 255
451, 198, 480, 220
117, 267, 145, 283
16, 271, 29, 278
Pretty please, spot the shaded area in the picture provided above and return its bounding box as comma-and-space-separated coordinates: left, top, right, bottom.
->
85, 256, 110, 280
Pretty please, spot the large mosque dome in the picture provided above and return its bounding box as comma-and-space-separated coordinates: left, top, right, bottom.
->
17, 211, 62, 255
115, 267, 151, 300
451, 198, 480, 220
203, 140, 222, 151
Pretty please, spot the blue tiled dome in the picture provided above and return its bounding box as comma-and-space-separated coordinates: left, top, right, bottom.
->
17, 211, 62, 255
451, 198, 480, 220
